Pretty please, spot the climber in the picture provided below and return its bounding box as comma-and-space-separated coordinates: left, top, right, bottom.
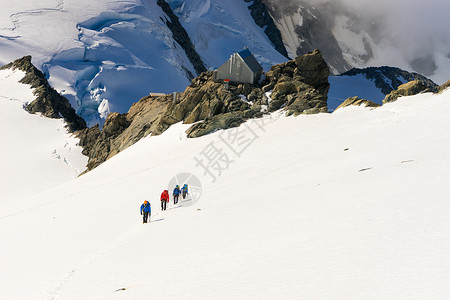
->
173, 185, 181, 204
161, 190, 169, 211
181, 184, 188, 199
140, 200, 151, 223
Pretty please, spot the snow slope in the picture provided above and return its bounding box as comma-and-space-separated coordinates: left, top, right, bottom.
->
2, 81, 450, 299
0, 68, 87, 203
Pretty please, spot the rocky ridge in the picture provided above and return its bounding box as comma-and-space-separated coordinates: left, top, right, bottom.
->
0, 56, 86, 132
342, 66, 438, 95
157, 0, 206, 78
5, 53, 446, 174
77, 49, 330, 171
245, 0, 290, 59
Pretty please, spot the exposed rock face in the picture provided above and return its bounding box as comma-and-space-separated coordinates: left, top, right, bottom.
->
77, 50, 331, 171
0, 56, 86, 132
157, 0, 206, 78
335, 96, 380, 110
264, 49, 330, 116
341, 66, 438, 95
383, 80, 438, 104
76, 95, 170, 171
186, 111, 257, 138
245, 0, 290, 59
438, 79, 450, 93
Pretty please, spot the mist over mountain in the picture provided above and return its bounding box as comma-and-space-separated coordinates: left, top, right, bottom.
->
264, 0, 450, 81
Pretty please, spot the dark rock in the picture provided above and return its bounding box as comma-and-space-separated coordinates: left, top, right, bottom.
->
157, 0, 206, 77
103, 112, 130, 137
186, 112, 246, 138
294, 49, 330, 87
245, 0, 290, 59
263, 49, 330, 115
341, 66, 438, 95
1, 56, 86, 132
262, 82, 274, 92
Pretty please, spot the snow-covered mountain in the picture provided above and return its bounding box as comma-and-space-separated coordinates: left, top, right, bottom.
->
0, 0, 448, 127
2, 57, 450, 299
0, 0, 204, 127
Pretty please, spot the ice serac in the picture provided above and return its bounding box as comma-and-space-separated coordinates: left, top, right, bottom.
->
157, 0, 206, 78
244, 0, 289, 59
77, 50, 330, 171
0, 56, 86, 132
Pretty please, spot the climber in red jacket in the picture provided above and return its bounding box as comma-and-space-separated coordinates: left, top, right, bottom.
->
160, 190, 169, 211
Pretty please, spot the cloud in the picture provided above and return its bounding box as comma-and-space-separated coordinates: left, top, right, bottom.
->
333, 0, 450, 57
266, 0, 450, 74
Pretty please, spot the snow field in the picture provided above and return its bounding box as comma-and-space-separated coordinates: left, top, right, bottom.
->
2, 82, 450, 299
0, 69, 87, 205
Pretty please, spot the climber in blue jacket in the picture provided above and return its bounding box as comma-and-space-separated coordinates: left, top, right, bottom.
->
140, 200, 151, 223
173, 185, 181, 204
181, 184, 188, 199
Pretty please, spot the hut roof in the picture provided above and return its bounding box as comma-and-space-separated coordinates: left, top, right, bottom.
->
238, 49, 263, 74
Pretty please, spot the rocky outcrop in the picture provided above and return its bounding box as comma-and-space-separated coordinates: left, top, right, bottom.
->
152, 49, 330, 136
186, 111, 258, 138
263, 49, 330, 116
383, 80, 438, 104
157, 0, 206, 78
438, 79, 450, 93
77, 50, 331, 171
0, 56, 86, 132
245, 0, 290, 59
335, 96, 380, 110
148, 71, 261, 136
341, 66, 438, 95
76, 95, 170, 171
